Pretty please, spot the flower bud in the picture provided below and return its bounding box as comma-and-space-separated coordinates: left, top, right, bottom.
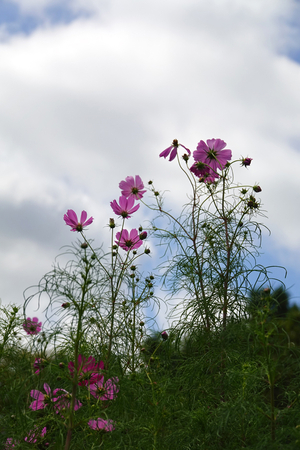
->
182, 153, 190, 162
148, 180, 153, 185
109, 218, 115, 229
139, 321, 145, 326
139, 231, 147, 240
59, 362, 64, 369
61, 302, 70, 308
161, 331, 168, 341
81, 243, 88, 249
241, 157, 253, 167
139, 226, 143, 232
253, 185, 262, 193
144, 248, 151, 254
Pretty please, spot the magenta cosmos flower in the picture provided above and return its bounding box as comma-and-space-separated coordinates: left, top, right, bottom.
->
193, 139, 232, 172
23, 317, 42, 335
33, 357, 47, 374
5, 438, 19, 449
29, 383, 82, 413
190, 162, 220, 183
53, 390, 82, 412
64, 210, 93, 232
29, 383, 57, 410
88, 418, 115, 432
119, 175, 146, 200
89, 377, 119, 400
110, 195, 140, 219
159, 139, 191, 162
115, 229, 144, 251
68, 354, 104, 386
25, 426, 47, 443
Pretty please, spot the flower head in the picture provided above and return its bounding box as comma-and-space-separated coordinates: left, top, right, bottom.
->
159, 139, 191, 162
33, 358, 47, 374
53, 391, 82, 412
23, 317, 42, 335
25, 426, 47, 443
68, 354, 104, 386
5, 438, 19, 449
110, 196, 140, 219
115, 229, 143, 251
29, 383, 54, 410
88, 418, 115, 432
190, 162, 219, 183
89, 377, 119, 400
64, 210, 93, 232
241, 157, 253, 167
119, 175, 146, 200
193, 139, 232, 172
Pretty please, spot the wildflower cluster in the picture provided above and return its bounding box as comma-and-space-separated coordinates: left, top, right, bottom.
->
3, 135, 276, 449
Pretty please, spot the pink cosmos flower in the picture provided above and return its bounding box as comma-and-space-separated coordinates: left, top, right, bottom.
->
64, 210, 93, 232
29, 383, 81, 413
29, 383, 56, 410
23, 317, 42, 335
119, 175, 146, 200
190, 162, 219, 183
68, 354, 104, 386
53, 391, 82, 412
193, 139, 232, 172
89, 377, 119, 400
25, 426, 47, 443
88, 418, 115, 432
33, 358, 47, 374
115, 229, 143, 251
110, 196, 140, 219
5, 438, 19, 449
159, 139, 191, 162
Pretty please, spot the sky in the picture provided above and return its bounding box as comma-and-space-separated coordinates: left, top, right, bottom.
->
0, 0, 300, 331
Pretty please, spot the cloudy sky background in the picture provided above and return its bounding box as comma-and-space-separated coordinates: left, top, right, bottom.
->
0, 0, 300, 330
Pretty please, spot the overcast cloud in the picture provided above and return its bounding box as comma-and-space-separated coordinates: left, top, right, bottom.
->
0, 0, 300, 329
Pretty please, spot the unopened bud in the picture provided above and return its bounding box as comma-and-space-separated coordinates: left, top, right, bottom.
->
81, 243, 88, 249
161, 331, 168, 341
253, 185, 262, 193
109, 218, 115, 229
139, 231, 147, 240
62, 302, 70, 308
241, 157, 253, 167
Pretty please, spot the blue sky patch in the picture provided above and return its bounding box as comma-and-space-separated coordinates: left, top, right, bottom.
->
0, 0, 90, 36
